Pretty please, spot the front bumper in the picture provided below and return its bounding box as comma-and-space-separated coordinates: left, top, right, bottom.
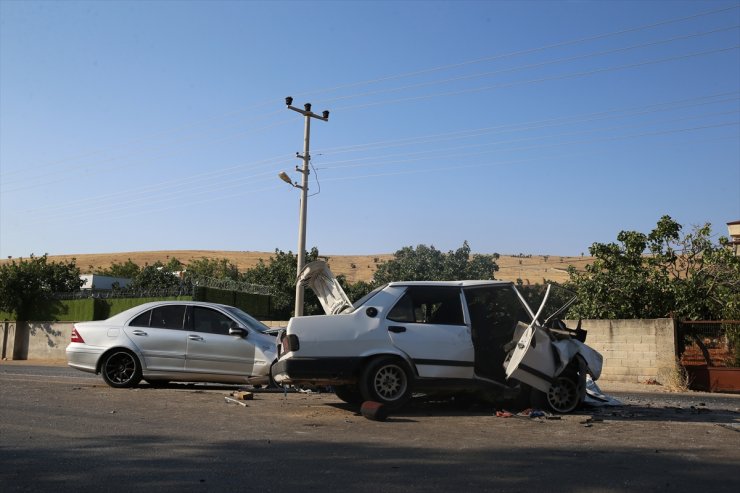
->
272, 356, 363, 385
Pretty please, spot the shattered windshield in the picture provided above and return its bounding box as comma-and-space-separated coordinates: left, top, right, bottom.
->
515, 284, 577, 324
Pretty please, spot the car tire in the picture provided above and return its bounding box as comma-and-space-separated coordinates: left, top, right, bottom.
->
359, 356, 412, 410
101, 350, 142, 389
530, 368, 584, 414
334, 385, 363, 405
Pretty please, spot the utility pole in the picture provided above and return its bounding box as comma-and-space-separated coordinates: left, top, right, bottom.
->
284, 96, 329, 317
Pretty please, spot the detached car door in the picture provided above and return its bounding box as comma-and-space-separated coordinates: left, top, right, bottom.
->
382, 286, 474, 379
123, 304, 187, 371
184, 306, 257, 376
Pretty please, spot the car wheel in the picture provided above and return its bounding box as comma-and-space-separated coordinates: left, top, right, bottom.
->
359, 357, 412, 409
334, 385, 363, 405
101, 350, 142, 388
531, 369, 583, 414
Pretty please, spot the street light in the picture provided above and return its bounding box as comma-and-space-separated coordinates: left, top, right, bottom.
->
280, 97, 329, 317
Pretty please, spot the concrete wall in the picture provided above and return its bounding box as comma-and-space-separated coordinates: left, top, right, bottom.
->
1, 321, 74, 361
568, 318, 677, 384
3, 318, 679, 385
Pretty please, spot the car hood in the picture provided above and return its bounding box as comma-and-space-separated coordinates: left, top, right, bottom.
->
298, 260, 353, 315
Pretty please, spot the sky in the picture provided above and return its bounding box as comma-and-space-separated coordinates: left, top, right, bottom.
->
1, 0, 739, 260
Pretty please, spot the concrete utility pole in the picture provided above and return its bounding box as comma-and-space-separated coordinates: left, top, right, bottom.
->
284, 97, 329, 317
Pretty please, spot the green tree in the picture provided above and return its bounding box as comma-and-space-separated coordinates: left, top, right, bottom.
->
95, 259, 141, 279
567, 216, 740, 320
240, 248, 323, 318
184, 257, 240, 283
129, 263, 181, 291
0, 254, 83, 320
372, 241, 499, 284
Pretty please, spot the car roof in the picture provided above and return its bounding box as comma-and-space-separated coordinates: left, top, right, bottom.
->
386, 280, 512, 288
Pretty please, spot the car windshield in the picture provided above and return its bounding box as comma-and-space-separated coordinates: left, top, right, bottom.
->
352, 284, 386, 310
222, 306, 271, 334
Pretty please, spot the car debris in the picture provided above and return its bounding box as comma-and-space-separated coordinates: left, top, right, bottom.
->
273, 261, 607, 414
224, 396, 248, 407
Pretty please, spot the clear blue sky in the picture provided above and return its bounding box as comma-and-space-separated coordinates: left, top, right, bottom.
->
1, 0, 738, 260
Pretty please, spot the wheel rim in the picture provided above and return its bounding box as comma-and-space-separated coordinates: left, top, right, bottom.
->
372, 364, 407, 401
547, 376, 579, 413
105, 352, 136, 385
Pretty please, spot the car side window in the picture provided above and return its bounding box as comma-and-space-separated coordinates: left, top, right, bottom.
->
193, 307, 234, 335
387, 287, 464, 325
129, 310, 152, 327
149, 305, 187, 330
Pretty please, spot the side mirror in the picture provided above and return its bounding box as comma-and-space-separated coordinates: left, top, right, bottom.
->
229, 327, 248, 338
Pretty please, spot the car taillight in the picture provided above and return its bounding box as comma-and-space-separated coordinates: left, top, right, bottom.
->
281, 333, 299, 353
70, 327, 85, 343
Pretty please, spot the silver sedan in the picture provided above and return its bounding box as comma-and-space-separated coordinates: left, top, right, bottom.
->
66, 301, 277, 388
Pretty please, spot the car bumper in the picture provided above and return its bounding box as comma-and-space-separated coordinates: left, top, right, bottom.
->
65, 345, 104, 373
272, 356, 363, 385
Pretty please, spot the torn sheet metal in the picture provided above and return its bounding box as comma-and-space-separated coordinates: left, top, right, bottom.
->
552, 339, 604, 380
583, 376, 622, 407
298, 261, 353, 315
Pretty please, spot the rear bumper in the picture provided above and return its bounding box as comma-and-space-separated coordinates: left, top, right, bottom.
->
272, 356, 363, 385
65, 345, 103, 373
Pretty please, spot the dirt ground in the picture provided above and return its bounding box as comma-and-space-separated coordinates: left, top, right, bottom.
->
1, 363, 738, 492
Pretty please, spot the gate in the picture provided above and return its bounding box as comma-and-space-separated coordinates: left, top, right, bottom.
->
677, 320, 740, 392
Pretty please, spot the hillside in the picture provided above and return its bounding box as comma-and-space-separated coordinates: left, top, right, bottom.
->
1, 250, 593, 284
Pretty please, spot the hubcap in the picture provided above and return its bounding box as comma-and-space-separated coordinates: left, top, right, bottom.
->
373, 364, 407, 401
547, 376, 578, 412
107, 353, 135, 384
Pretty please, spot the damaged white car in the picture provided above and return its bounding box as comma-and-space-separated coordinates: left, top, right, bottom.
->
272, 261, 603, 413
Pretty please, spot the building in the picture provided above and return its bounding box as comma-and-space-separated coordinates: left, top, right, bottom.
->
79, 274, 131, 290
728, 220, 740, 256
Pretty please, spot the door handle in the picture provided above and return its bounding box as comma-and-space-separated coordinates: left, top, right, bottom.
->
188, 335, 204, 341
131, 330, 147, 336
388, 326, 406, 333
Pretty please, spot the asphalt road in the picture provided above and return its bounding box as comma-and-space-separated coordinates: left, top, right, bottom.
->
1, 363, 739, 492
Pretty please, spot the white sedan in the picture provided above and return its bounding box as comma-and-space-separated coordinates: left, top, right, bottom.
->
66, 301, 277, 388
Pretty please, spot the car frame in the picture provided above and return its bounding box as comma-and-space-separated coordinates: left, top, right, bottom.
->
272, 261, 603, 413
66, 300, 277, 388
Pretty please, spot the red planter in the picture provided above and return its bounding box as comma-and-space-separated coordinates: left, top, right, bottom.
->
685, 365, 740, 392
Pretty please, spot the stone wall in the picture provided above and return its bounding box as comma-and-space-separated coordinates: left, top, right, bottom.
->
568, 318, 677, 384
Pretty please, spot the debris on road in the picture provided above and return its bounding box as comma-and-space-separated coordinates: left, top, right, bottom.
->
224, 396, 248, 407
361, 401, 388, 421
231, 391, 254, 401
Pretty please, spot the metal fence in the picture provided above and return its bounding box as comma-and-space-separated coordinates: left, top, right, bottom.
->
677, 320, 740, 368
49, 276, 272, 300
51, 286, 195, 300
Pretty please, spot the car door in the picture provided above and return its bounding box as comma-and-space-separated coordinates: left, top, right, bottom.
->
124, 305, 187, 371
463, 285, 533, 382
184, 306, 256, 376
381, 286, 474, 379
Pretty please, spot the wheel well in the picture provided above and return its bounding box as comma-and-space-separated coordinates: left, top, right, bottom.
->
96, 347, 139, 374
361, 353, 416, 378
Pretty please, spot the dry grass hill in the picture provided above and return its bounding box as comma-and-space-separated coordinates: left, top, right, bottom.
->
1, 250, 593, 284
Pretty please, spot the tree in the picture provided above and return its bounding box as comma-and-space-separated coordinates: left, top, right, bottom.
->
128, 263, 181, 291
0, 254, 83, 320
94, 259, 141, 279
240, 248, 323, 318
372, 241, 499, 284
567, 216, 740, 320
183, 257, 239, 283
